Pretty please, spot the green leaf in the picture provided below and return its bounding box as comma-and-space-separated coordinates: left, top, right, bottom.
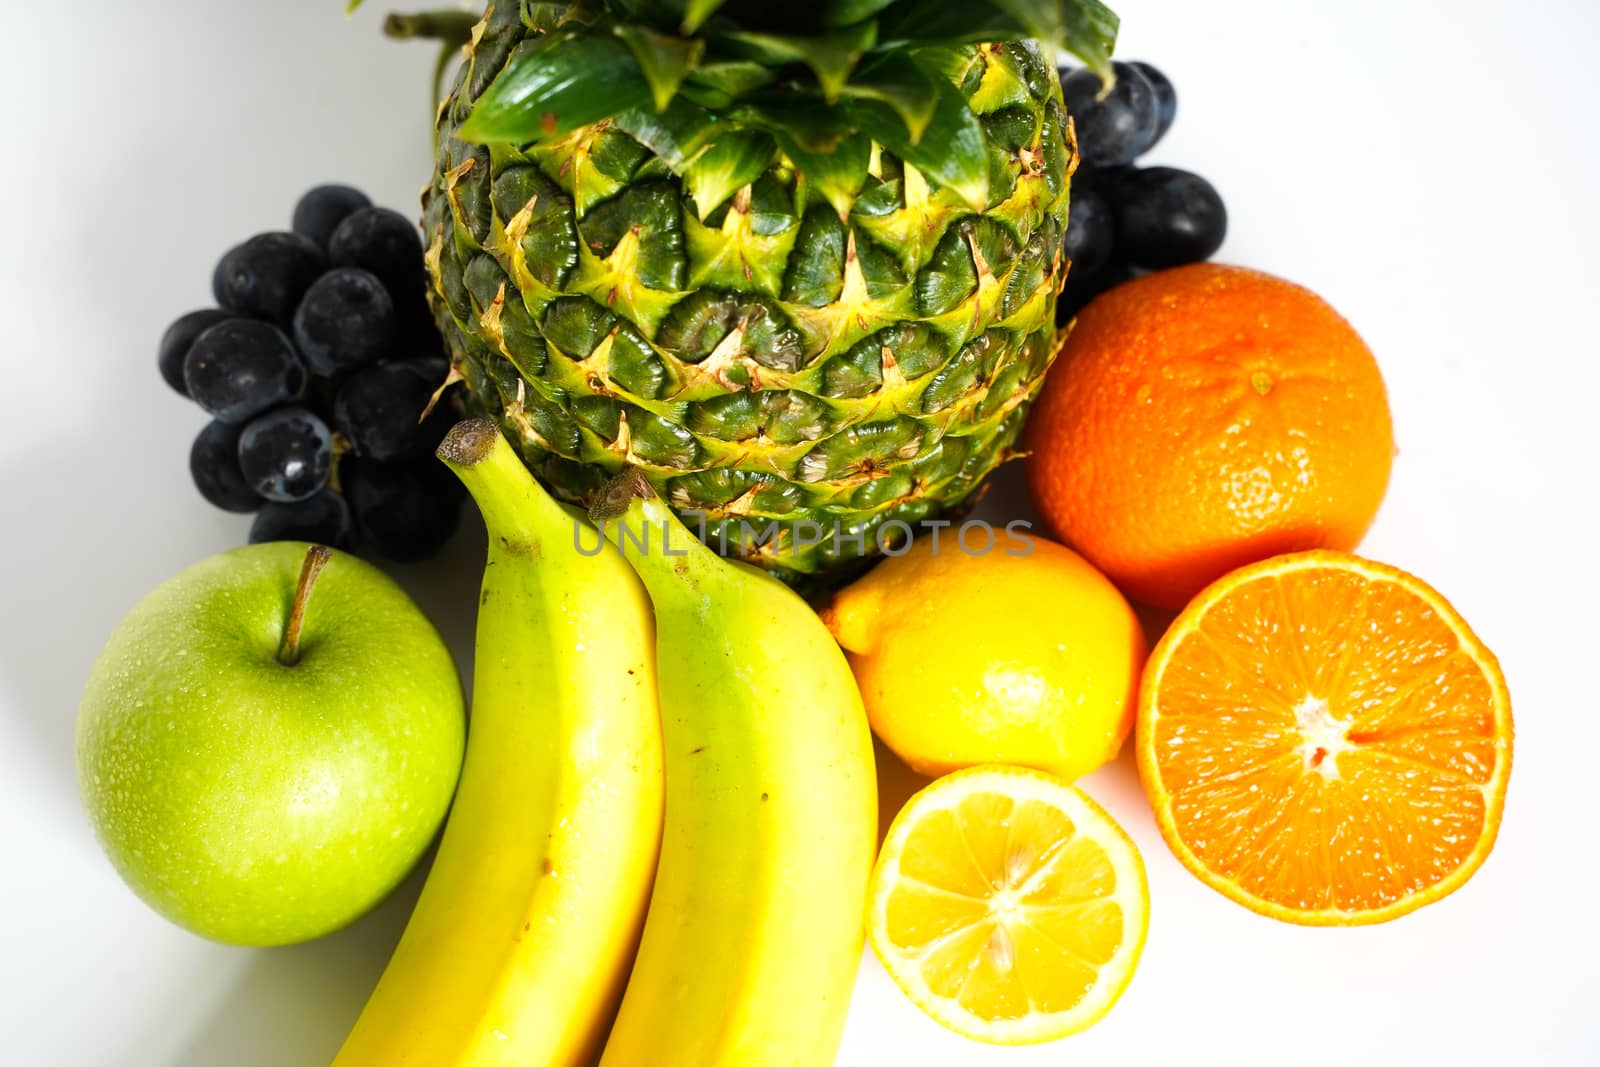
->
682, 129, 778, 219
910, 43, 984, 89
525, 2, 581, 32
998, 0, 1119, 75
612, 97, 721, 171
839, 53, 939, 142
715, 23, 877, 102
818, 0, 899, 28
772, 129, 871, 221
877, 0, 1119, 75
875, 1, 1021, 43
845, 68, 989, 210
734, 97, 853, 153
460, 32, 653, 143
681, 60, 777, 107
990, 0, 1065, 44
606, 0, 687, 21
1060, 0, 1120, 76
682, 0, 730, 32
615, 25, 706, 111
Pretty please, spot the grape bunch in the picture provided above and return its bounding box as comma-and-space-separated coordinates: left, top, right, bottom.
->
1057, 61, 1229, 321
159, 185, 464, 561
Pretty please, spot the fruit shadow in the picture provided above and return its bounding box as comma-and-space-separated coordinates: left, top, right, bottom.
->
966, 457, 1041, 532
371, 504, 487, 695
152, 510, 485, 1066
162, 860, 426, 1067
0, 425, 487, 812
144, 518, 483, 1066
0, 431, 205, 815
0, 421, 482, 1062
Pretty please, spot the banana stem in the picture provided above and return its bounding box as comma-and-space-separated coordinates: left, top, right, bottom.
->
437, 419, 577, 549
591, 468, 723, 608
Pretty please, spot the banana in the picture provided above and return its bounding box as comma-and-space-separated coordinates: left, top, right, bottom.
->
332, 421, 663, 1067
593, 471, 878, 1067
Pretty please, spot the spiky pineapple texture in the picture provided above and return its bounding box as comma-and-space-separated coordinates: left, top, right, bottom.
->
421, 0, 1117, 581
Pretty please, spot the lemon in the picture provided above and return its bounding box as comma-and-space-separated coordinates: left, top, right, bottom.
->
870, 765, 1150, 1044
823, 535, 1146, 783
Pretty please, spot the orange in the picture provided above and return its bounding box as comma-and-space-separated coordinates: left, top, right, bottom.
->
1026, 263, 1394, 610
870, 765, 1149, 1044
1137, 550, 1512, 925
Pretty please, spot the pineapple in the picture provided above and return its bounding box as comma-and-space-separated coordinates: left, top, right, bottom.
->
420, 0, 1117, 582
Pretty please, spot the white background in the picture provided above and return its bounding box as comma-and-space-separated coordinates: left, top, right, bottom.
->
2, 0, 1597, 1063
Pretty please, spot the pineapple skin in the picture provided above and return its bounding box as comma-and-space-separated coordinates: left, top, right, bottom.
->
423, 4, 1076, 583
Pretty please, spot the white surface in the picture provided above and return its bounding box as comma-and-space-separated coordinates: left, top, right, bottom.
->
2, 0, 1597, 1063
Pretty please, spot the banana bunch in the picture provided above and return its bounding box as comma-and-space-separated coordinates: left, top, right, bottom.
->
333, 421, 662, 1067
333, 420, 877, 1067
593, 469, 878, 1067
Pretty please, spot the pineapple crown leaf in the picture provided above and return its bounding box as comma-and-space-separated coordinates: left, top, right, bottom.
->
616, 25, 707, 111
457, 0, 1116, 213
682, 128, 778, 219
461, 29, 657, 138
717, 24, 877, 103
681, 0, 729, 33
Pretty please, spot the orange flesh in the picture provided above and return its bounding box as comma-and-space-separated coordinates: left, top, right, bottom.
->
882, 791, 1123, 1020
1144, 557, 1510, 917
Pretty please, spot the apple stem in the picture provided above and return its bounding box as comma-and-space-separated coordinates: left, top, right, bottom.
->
279, 545, 333, 667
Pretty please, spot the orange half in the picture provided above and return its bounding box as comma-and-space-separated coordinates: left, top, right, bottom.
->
1137, 550, 1512, 924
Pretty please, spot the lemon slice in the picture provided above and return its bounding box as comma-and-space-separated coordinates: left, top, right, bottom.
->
869, 765, 1149, 1045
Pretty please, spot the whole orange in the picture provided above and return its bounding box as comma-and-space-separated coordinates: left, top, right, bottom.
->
1026, 263, 1394, 610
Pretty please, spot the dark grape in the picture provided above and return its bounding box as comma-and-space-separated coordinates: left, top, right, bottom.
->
1058, 258, 1135, 326
184, 320, 306, 423
293, 268, 397, 376
1109, 166, 1228, 269
408, 353, 451, 385
344, 458, 462, 562
1063, 179, 1116, 279
395, 293, 445, 354
334, 360, 451, 463
1060, 61, 1161, 167
292, 185, 372, 250
328, 207, 426, 297
158, 309, 231, 397
212, 232, 326, 325
1129, 61, 1177, 147
237, 406, 334, 503
189, 420, 262, 513
250, 490, 355, 549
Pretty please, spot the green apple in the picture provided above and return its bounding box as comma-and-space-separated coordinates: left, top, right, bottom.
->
76, 542, 465, 947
